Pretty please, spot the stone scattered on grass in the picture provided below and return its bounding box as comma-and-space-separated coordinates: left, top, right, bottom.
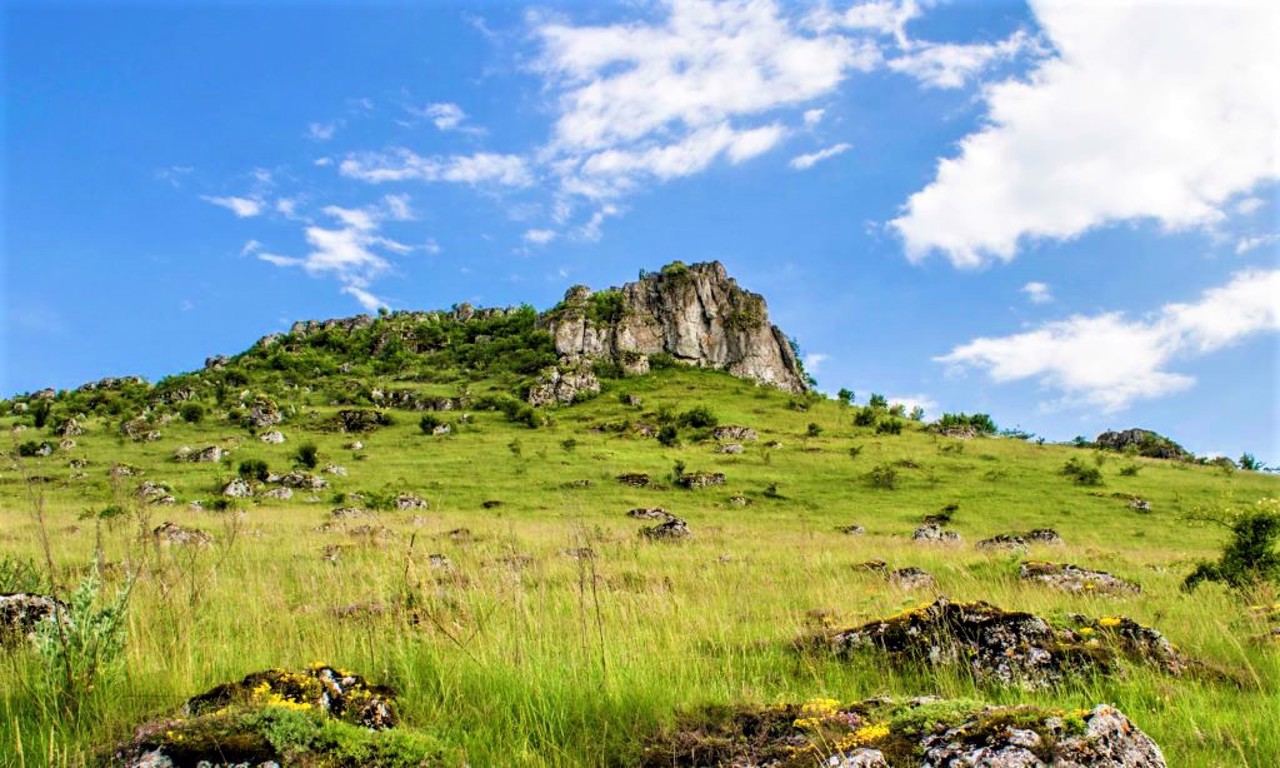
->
818, 598, 1188, 688
628, 507, 674, 520
481, 499, 503, 509
1020, 561, 1141, 595
887, 566, 935, 590
0, 593, 64, 644
617, 472, 651, 488
261, 487, 293, 500
395, 493, 429, 511
677, 471, 726, 490
221, 478, 253, 498
712, 425, 757, 441
978, 529, 1064, 550
641, 517, 690, 541
640, 697, 1166, 768
153, 521, 213, 547
728, 494, 751, 506
839, 524, 866, 535
853, 560, 888, 572
912, 524, 960, 543
716, 443, 743, 454
280, 471, 327, 490
259, 430, 286, 443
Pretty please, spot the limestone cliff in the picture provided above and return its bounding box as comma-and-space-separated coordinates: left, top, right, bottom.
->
542, 261, 807, 394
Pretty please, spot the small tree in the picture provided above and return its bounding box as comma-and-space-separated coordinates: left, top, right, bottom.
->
868, 393, 887, 410
807, 422, 823, 438
1239, 453, 1264, 471
1183, 498, 1280, 592
179, 402, 205, 424
836, 388, 854, 406
237, 459, 269, 482
419, 414, 442, 434
657, 425, 679, 447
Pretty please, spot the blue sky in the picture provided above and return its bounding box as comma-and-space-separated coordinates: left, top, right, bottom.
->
3, 0, 1278, 460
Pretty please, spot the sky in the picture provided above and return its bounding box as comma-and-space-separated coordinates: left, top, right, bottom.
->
2, 0, 1278, 461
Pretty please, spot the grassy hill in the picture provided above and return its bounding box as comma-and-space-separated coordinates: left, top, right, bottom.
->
1, 306, 1277, 766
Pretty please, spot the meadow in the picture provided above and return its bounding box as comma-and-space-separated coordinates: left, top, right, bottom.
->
2, 365, 1277, 766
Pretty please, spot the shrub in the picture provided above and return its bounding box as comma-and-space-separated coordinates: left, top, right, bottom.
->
806, 423, 823, 438
32, 399, 52, 429
935, 412, 997, 435
35, 558, 134, 698
560, 438, 577, 453
867, 393, 888, 410
836, 388, 854, 406
17, 440, 47, 457
1239, 453, 1264, 471
238, 459, 270, 482
179, 402, 205, 424
1119, 463, 1141, 477
875, 419, 903, 435
908, 406, 925, 421
678, 406, 718, 429
868, 464, 898, 490
657, 425, 679, 447
419, 414, 442, 434
647, 352, 677, 370
0, 555, 47, 593
1061, 457, 1103, 486
848, 445, 863, 460
1183, 498, 1280, 592
586, 289, 626, 325
852, 408, 877, 428
293, 443, 319, 470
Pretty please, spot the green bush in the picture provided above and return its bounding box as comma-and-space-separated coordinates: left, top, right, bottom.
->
1119, 463, 1141, 477
179, 402, 205, 424
0, 555, 47, 593
875, 419, 903, 435
678, 406, 718, 429
419, 414, 442, 434
1061, 457, 1103, 486
836, 388, 854, 406
35, 558, 134, 698
293, 443, 319, 470
867, 394, 887, 410
852, 408, 877, 428
868, 464, 898, 490
806, 423, 823, 438
32, 400, 52, 429
935, 412, 997, 435
848, 445, 863, 460
1183, 499, 1280, 592
657, 425, 679, 447
238, 459, 269, 482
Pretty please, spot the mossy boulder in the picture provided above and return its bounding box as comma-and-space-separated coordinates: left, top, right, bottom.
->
110, 666, 436, 767
820, 598, 1186, 688
640, 697, 1166, 767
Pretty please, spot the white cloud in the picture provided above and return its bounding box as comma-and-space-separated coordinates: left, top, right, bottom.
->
803, 108, 825, 127
790, 142, 852, 170
411, 102, 468, 131
342, 285, 386, 312
578, 204, 621, 241
322, 205, 378, 231
423, 238, 442, 255
886, 393, 937, 418
803, 352, 830, 372
383, 194, 414, 221
307, 121, 340, 141
1235, 196, 1266, 215
275, 198, 299, 218
241, 239, 263, 256
523, 228, 557, 245
340, 149, 532, 187
1021, 281, 1052, 304
155, 165, 193, 187
887, 31, 1030, 89
893, 1, 1280, 267
816, 0, 920, 44
938, 269, 1280, 411
201, 195, 263, 218
535, 0, 879, 201
1236, 233, 1279, 255
313, 157, 334, 167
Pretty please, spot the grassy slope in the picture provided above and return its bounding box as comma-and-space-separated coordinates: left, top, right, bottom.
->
1, 366, 1277, 766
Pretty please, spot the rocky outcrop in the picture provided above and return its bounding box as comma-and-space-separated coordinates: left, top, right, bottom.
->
912, 524, 960, 543
542, 261, 806, 393
1020, 562, 1141, 595
528, 362, 600, 406
641, 516, 690, 540
641, 697, 1166, 767
153, 522, 213, 547
1095, 428, 1189, 460
977, 529, 1064, 550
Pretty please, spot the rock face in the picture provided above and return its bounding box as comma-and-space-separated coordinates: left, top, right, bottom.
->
528, 362, 601, 406
641, 697, 1166, 768
542, 261, 807, 393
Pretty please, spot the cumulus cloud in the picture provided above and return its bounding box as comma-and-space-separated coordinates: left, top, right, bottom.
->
339, 149, 532, 187
307, 120, 342, 141
1236, 233, 1279, 255
937, 269, 1280, 411
201, 195, 263, 218
803, 352, 830, 372
1021, 281, 1052, 304
409, 102, 471, 132
523, 228, 557, 245
893, 1, 1280, 267
534, 0, 879, 206
790, 142, 852, 170
887, 31, 1031, 89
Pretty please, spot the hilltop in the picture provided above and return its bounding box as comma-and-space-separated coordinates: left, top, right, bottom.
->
1, 262, 1277, 767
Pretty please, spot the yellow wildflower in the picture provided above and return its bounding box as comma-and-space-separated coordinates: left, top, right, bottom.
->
1098, 616, 1122, 628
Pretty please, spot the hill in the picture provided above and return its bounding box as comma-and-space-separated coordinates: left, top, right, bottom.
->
1, 262, 1277, 767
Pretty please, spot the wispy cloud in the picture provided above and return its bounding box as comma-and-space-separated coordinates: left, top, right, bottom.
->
307, 120, 343, 141
523, 228, 557, 245
408, 102, 476, 132
1021, 281, 1052, 304
938, 269, 1280, 411
1236, 233, 1279, 255
201, 195, 263, 218
339, 149, 532, 187
790, 142, 851, 170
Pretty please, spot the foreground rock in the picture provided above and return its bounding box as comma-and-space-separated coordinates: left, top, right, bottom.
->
912, 524, 960, 543
977, 529, 1064, 550
821, 598, 1186, 688
111, 666, 438, 767
641, 517, 690, 540
1094, 428, 1189, 460
641, 697, 1166, 767
153, 522, 213, 547
0, 593, 64, 643
1020, 561, 1141, 595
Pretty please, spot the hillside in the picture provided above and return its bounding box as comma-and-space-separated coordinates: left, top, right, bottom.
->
1, 262, 1277, 767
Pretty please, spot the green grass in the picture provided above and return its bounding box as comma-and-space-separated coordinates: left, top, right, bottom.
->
2, 366, 1278, 766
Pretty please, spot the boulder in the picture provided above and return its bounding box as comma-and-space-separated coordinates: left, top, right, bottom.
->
715, 443, 744, 454
395, 493, 429, 511
824, 598, 1186, 688
54, 417, 84, 437
978, 529, 1064, 550
259, 430, 286, 444
677, 471, 726, 490
221, 478, 252, 498
712, 425, 758, 442
280, 472, 327, 490
112, 666, 402, 767
0, 593, 64, 644
153, 522, 213, 547
888, 567, 935, 590
640, 697, 1166, 768
641, 517, 690, 540
839, 524, 866, 535
137, 481, 176, 505
335, 408, 388, 433
912, 524, 961, 543
1095, 428, 1190, 460
261, 487, 293, 500
527, 362, 601, 407
1020, 562, 1141, 595
245, 398, 282, 428
628, 507, 674, 520
617, 472, 651, 488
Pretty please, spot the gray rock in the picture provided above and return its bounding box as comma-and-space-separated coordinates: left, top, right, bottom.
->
912, 524, 961, 543
153, 521, 213, 547
261, 487, 293, 500
395, 493, 428, 511
544, 261, 807, 393
55, 417, 84, 437
677, 471, 726, 489
259, 430, 286, 444
712, 425, 758, 442
0, 594, 65, 643
527, 362, 601, 406
716, 443, 744, 454
280, 472, 327, 490
628, 507, 674, 520
1020, 562, 1141, 595
221, 478, 253, 498
888, 567, 935, 590
641, 517, 690, 540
